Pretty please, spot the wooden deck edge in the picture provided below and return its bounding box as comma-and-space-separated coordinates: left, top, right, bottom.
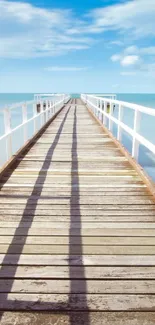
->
0, 311, 155, 325
86, 104, 155, 200
0, 102, 69, 181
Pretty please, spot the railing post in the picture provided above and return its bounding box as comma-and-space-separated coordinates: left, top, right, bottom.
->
117, 104, 123, 141
46, 100, 49, 122
22, 103, 27, 143
97, 99, 100, 119
109, 101, 113, 131
100, 100, 103, 124
33, 103, 37, 132
132, 109, 141, 160
40, 100, 44, 125
53, 100, 55, 114
99, 99, 102, 121
4, 108, 12, 160
103, 101, 106, 125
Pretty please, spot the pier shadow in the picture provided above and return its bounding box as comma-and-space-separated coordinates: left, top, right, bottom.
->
0, 99, 90, 324
69, 104, 89, 323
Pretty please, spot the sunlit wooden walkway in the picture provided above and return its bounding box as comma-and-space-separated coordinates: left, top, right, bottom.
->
0, 98, 155, 324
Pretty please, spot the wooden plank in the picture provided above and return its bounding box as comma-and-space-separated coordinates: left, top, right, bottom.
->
0, 210, 154, 216
1, 204, 155, 211
0, 244, 155, 254
7, 169, 138, 175
0, 215, 155, 222
0, 228, 155, 236
0, 221, 155, 229
0, 255, 154, 266
0, 293, 155, 310
0, 311, 154, 325
0, 279, 155, 294
1, 100, 155, 315
0, 197, 154, 205
0, 235, 155, 245
0, 190, 150, 196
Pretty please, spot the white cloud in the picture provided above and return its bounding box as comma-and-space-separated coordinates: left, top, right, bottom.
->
111, 54, 121, 62
0, 0, 92, 58
111, 51, 141, 67
90, 0, 155, 38
121, 55, 140, 66
1, 0, 155, 60
45, 66, 89, 71
110, 40, 124, 46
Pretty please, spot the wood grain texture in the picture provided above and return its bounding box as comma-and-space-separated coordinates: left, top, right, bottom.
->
0, 98, 155, 317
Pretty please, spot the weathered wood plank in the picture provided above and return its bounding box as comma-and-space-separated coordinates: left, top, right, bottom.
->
0, 311, 155, 325
0, 195, 155, 202
0, 215, 155, 222
0, 235, 155, 245
0, 279, 154, 294
0, 255, 154, 266
0, 228, 155, 236
0, 293, 155, 310
0, 244, 155, 254
0, 222, 155, 229
0, 100, 155, 315
1, 204, 155, 211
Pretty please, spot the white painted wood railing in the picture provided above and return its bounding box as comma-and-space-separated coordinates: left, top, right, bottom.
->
0, 94, 70, 165
81, 93, 155, 161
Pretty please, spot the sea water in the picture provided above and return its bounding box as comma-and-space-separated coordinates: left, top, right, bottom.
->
0, 93, 155, 181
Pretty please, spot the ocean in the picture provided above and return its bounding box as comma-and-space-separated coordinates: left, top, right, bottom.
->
0, 93, 155, 181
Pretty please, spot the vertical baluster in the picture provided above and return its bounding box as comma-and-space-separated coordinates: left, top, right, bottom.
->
4, 108, 12, 160
40, 100, 44, 126
109, 101, 113, 131
101, 100, 104, 124
22, 103, 27, 143
46, 99, 49, 121
132, 109, 141, 160
103, 100, 106, 125
53, 98, 55, 114
117, 104, 123, 141
33, 102, 37, 133
97, 99, 99, 119
51, 100, 54, 116
99, 99, 102, 121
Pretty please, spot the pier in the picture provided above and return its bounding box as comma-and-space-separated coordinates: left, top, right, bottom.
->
0, 95, 155, 324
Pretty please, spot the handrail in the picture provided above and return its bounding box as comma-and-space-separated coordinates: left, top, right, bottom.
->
85, 94, 155, 116
0, 94, 70, 165
81, 93, 155, 161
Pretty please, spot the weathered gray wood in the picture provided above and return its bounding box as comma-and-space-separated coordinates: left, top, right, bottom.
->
0, 255, 154, 266
0, 196, 153, 204
1, 204, 155, 211
0, 228, 155, 236
0, 235, 155, 245
0, 311, 155, 325
0, 279, 155, 293
0, 99, 155, 315
0, 221, 155, 228
0, 215, 155, 222
0, 244, 154, 254
0, 293, 155, 310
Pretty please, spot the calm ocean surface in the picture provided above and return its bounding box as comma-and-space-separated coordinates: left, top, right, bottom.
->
0, 93, 155, 181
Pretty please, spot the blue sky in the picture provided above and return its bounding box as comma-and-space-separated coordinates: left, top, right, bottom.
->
1, 0, 155, 93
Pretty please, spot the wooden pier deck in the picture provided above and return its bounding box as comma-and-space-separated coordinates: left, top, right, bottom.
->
0, 98, 155, 324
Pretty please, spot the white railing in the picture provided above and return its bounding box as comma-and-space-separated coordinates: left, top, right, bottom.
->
81, 93, 155, 161
0, 94, 70, 166
34, 93, 66, 101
